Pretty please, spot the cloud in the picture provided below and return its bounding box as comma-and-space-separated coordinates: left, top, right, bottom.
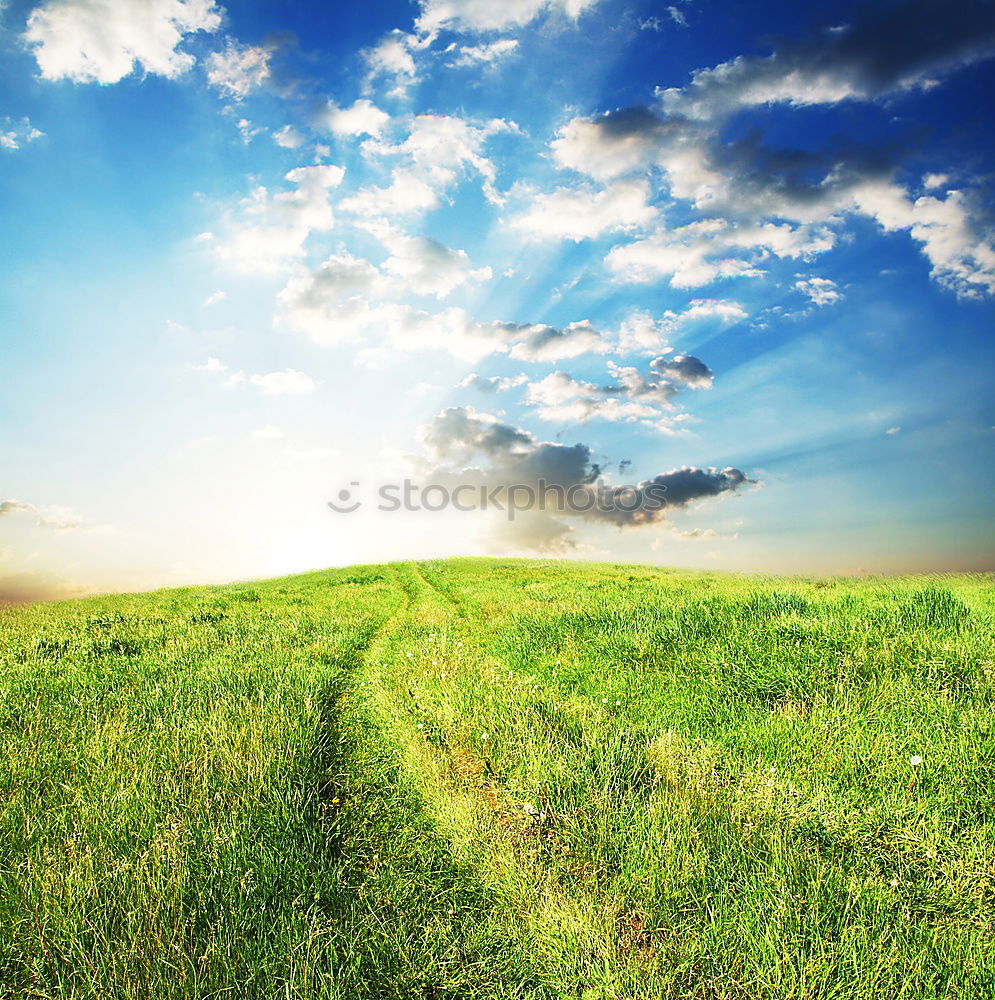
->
363, 30, 421, 96
194, 358, 317, 395
649, 353, 714, 388
460, 372, 528, 392
340, 114, 514, 219
193, 356, 227, 372
508, 178, 655, 241
451, 38, 519, 66
616, 301, 747, 353
524, 370, 675, 428
0, 500, 35, 517
546, 3, 995, 297
795, 276, 843, 306
273, 124, 304, 149
25, 0, 222, 84
412, 407, 753, 548
660, 0, 995, 120
277, 257, 614, 361
608, 218, 834, 287
248, 369, 318, 396
852, 180, 995, 298
319, 98, 390, 137
0, 117, 44, 151
374, 227, 492, 298
217, 163, 344, 272
0, 498, 84, 530
416, 0, 600, 33
206, 39, 272, 99
522, 354, 712, 429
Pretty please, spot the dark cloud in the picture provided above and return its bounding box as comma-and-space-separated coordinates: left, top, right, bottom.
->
650, 354, 714, 388
415, 407, 753, 548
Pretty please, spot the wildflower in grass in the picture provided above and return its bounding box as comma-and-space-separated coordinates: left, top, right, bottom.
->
910, 755, 923, 767
406, 652, 412, 658
481, 731, 489, 740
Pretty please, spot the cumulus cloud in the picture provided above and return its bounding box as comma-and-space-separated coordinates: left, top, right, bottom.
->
508, 178, 655, 241
25, 0, 221, 84
547, 2, 995, 297
320, 98, 390, 137
411, 407, 752, 549
248, 369, 318, 396
205, 39, 272, 99
0, 498, 84, 530
273, 124, 304, 149
852, 180, 995, 298
523, 354, 712, 430
217, 163, 344, 272
650, 353, 714, 388
375, 227, 492, 298
795, 276, 843, 306
0, 117, 44, 151
608, 218, 834, 287
416, 0, 600, 33
525, 371, 674, 428
460, 372, 528, 392
363, 30, 421, 96
340, 114, 514, 219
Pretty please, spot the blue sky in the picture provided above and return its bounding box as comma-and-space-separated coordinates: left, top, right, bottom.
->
1, 0, 994, 597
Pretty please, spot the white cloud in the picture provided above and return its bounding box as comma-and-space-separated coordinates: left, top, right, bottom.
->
523, 354, 711, 431
218, 164, 345, 273
416, 0, 600, 33
852, 181, 995, 298
616, 301, 746, 353
0, 117, 44, 151
193, 356, 227, 372
248, 369, 318, 396
525, 371, 670, 427
273, 125, 304, 149
376, 228, 492, 298
320, 98, 390, 137
795, 276, 843, 306
206, 39, 272, 99
460, 372, 528, 392
25, 0, 221, 84
451, 39, 519, 66
508, 178, 655, 241
278, 261, 612, 361
203, 290, 226, 306
0, 498, 85, 530
607, 219, 835, 287
364, 30, 420, 97
340, 114, 514, 219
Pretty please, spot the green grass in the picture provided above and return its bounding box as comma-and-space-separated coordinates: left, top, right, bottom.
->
1, 560, 993, 999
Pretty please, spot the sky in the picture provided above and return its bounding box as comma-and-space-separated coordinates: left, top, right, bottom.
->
1, 0, 994, 599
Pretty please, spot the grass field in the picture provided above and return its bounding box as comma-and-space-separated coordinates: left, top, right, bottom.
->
1, 560, 993, 999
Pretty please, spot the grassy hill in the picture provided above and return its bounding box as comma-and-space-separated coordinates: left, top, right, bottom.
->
1, 560, 993, 999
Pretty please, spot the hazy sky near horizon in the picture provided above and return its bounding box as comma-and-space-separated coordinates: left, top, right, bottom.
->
2, 0, 995, 598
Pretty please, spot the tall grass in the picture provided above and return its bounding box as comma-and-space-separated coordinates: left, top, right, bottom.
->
1, 561, 992, 998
